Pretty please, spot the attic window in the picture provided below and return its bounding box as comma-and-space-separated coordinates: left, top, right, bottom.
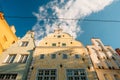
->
57, 35, 61, 38
52, 43, 56, 46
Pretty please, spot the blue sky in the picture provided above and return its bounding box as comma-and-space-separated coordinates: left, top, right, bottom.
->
0, 0, 120, 49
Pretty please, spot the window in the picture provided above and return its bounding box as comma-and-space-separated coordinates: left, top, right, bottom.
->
21, 41, 29, 47
57, 35, 61, 38
112, 56, 116, 60
5, 54, 16, 63
0, 73, 17, 80
18, 54, 28, 63
114, 60, 120, 68
75, 54, 80, 59
66, 69, 88, 80
40, 54, 44, 59
52, 43, 56, 47
105, 61, 112, 69
104, 74, 110, 80
62, 43, 66, 47
51, 54, 56, 59
63, 54, 67, 59
114, 74, 120, 80
37, 69, 57, 80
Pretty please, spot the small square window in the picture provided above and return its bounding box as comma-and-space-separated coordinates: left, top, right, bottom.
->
51, 54, 56, 59
52, 43, 56, 46
75, 54, 80, 59
57, 35, 61, 38
40, 54, 44, 59
62, 43, 66, 47
63, 54, 67, 59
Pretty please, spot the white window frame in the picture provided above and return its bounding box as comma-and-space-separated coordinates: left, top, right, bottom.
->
66, 69, 88, 80
18, 54, 28, 63
4, 54, 16, 63
36, 69, 57, 80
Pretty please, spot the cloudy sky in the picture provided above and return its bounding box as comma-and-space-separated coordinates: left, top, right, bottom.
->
0, 0, 120, 49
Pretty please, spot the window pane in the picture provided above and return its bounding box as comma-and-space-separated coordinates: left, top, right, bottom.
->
62, 43, 66, 47
66, 69, 87, 80
51, 54, 56, 59
19, 54, 28, 63
21, 41, 29, 47
0, 73, 17, 80
52, 43, 56, 46
6, 54, 16, 63
37, 69, 57, 80
63, 54, 67, 59
75, 54, 80, 59
40, 54, 44, 59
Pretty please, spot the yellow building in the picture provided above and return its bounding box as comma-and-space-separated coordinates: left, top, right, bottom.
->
28, 29, 97, 80
0, 12, 18, 54
87, 38, 120, 80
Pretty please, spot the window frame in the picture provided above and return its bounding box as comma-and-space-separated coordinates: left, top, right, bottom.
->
18, 54, 28, 63
66, 69, 88, 80
52, 43, 56, 47
75, 54, 80, 59
0, 73, 17, 80
20, 41, 29, 47
63, 54, 67, 59
5, 54, 16, 63
51, 54, 56, 59
36, 69, 57, 80
62, 43, 66, 47
40, 54, 45, 59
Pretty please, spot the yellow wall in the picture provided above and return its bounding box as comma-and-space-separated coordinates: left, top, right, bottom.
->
0, 12, 18, 53
30, 29, 96, 80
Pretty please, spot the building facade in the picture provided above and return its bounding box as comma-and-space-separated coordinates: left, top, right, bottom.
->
87, 38, 120, 80
115, 48, 120, 56
0, 12, 18, 54
29, 29, 97, 80
0, 31, 35, 80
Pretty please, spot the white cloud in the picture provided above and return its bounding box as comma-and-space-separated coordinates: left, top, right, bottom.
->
32, 0, 114, 45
